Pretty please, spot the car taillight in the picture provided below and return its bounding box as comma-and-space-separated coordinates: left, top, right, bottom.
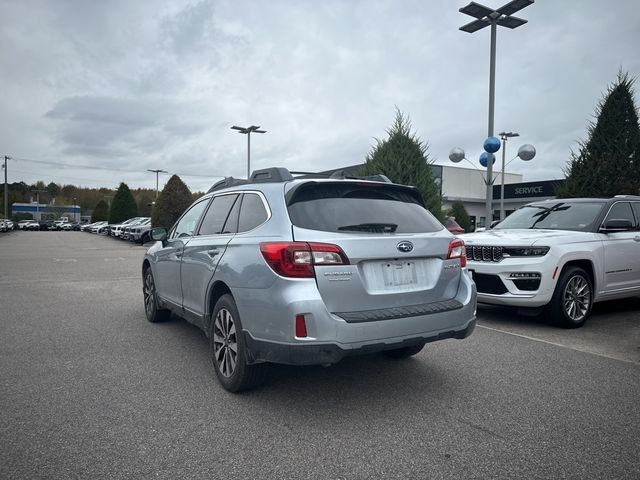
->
447, 239, 467, 268
260, 242, 349, 278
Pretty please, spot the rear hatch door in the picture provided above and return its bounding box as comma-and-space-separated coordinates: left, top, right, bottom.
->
287, 181, 461, 313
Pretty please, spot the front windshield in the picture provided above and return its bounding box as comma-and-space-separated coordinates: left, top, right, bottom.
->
494, 202, 605, 232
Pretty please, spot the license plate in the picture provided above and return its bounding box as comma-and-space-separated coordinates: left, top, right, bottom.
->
382, 261, 417, 287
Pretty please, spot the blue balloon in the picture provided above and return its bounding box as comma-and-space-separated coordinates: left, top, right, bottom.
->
483, 136, 501, 153
479, 152, 495, 167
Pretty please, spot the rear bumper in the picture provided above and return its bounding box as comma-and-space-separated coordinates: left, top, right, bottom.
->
243, 319, 476, 366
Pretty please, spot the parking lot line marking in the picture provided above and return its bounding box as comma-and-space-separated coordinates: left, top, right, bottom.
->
477, 324, 640, 366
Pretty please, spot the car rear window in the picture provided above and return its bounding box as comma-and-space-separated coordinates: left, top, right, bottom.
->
286, 182, 443, 233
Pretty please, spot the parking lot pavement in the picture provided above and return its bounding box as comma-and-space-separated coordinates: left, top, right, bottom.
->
477, 300, 640, 365
1, 231, 639, 479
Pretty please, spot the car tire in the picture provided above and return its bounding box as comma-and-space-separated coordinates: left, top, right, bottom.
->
143, 267, 171, 323
210, 294, 267, 392
382, 342, 426, 359
139, 232, 149, 244
547, 266, 593, 328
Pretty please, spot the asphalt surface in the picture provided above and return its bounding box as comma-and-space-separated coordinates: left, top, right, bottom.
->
1, 231, 639, 479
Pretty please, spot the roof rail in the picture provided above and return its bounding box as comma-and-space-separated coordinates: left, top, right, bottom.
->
250, 167, 294, 183
207, 177, 249, 194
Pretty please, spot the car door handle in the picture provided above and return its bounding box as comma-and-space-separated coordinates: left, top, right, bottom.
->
634, 236, 640, 242
175, 252, 182, 258
207, 249, 220, 257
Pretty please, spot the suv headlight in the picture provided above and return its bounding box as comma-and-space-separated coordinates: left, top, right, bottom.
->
503, 246, 550, 257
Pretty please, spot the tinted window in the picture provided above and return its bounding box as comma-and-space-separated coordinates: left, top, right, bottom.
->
494, 202, 605, 232
238, 193, 268, 232
287, 182, 442, 233
198, 194, 239, 235
604, 202, 635, 227
170, 198, 209, 239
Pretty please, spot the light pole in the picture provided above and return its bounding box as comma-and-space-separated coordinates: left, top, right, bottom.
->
231, 125, 266, 179
147, 169, 168, 199
32, 189, 46, 221
72, 196, 78, 223
3, 155, 10, 219
498, 131, 519, 220
459, 0, 534, 223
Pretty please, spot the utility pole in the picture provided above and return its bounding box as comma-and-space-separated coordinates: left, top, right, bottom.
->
3, 155, 10, 219
147, 169, 168, 199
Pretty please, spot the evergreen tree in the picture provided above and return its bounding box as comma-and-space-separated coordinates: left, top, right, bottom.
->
359, 108, 443, 219
92, 199, 109, 222
108, 182, 138, 223
560, 71, 640, 197
151, 175, 193, 228
446, 202, 472, 233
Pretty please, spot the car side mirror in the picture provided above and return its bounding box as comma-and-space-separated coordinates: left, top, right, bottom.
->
600, 218, 633, 232
150, 227, 168, 242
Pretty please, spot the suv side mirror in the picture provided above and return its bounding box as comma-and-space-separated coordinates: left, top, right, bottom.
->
150, 227, 168, 242
600, 218, 633, 232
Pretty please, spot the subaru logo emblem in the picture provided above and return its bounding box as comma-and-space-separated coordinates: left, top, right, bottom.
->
397, 241, 413, 253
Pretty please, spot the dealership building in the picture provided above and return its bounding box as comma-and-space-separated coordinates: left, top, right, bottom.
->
11, 202, 81, 222
324, 164, 565, 231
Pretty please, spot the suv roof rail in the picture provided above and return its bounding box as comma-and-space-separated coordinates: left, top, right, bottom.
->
614, 194, 640, 199
207, 177, 249, 194
250, 167, 294, 183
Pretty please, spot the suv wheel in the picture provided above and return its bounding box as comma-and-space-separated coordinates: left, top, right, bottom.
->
383, 342, 426, 359
211, 294, 266, 392
143, 268, 171, 323
548, 266, 593, 328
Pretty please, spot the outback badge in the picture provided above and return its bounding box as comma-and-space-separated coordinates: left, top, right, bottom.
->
397, 241, 413, 253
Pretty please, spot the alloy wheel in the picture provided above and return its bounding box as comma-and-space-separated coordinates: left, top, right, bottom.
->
563, 275, 591, 322
143, 271, 155, 317
213, 308, 238, 378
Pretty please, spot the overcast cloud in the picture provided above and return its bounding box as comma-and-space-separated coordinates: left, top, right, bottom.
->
1, 0, 639, 192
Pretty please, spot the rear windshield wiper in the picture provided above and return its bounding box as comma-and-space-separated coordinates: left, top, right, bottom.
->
337, 223, 398, 233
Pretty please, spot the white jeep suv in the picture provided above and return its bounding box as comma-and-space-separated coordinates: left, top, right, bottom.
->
461, 196, 640, 327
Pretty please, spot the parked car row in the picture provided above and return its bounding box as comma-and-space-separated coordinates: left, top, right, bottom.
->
81, 217, 152, 244
10, 219, 83, 231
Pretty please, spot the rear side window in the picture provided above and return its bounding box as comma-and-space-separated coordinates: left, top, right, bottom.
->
238, 193, 268, 232
287, 182, 443, 233
631, 202, 640, 228
198, 194, 239, 235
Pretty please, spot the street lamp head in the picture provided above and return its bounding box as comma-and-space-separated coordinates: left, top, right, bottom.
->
499, 131, 520, 140
459, 0, 533, 32
449, 147, 466, 163
517, 144, 536, 161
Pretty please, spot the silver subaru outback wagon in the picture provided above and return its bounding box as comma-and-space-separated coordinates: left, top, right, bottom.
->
142, 167, 476, 392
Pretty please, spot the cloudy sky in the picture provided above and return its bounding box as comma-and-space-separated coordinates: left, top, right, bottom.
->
1, 0, 639, 192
